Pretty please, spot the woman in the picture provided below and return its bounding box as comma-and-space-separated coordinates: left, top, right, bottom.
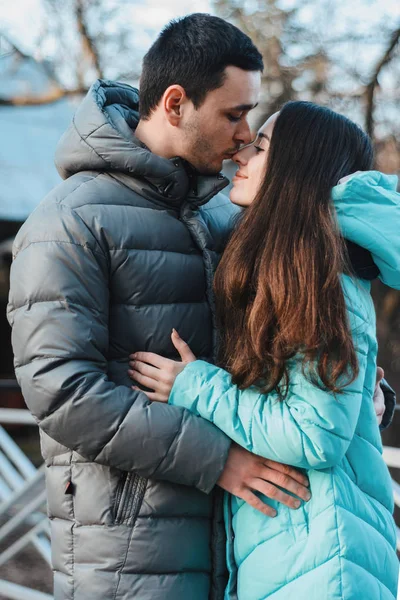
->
128, 102, 399, 599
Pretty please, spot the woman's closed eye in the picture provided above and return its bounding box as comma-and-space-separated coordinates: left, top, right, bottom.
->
254, 145, 264, 153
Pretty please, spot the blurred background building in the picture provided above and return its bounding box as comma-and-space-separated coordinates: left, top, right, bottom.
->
0, 0, 399, 596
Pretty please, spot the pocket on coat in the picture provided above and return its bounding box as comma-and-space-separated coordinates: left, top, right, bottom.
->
113, 471, 147, 526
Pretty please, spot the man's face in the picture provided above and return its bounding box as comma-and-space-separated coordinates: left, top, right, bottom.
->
180, 66, 261, 175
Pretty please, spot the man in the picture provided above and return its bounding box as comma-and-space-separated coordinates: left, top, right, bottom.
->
7, 13, 394, 600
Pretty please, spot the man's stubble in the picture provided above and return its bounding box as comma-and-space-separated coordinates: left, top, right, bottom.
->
182, 117, 222, 175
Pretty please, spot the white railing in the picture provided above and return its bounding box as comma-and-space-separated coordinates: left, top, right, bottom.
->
0, 407, 399, 600
0, 407, 52, 600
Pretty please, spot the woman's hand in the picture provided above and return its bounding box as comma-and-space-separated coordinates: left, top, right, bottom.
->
373, 366, 385, 426
128, 329, 196, 402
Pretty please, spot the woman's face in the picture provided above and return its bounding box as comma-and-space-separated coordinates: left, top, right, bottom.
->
229, 112, 279, 207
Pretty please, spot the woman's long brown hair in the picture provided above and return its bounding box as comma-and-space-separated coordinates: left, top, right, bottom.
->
215, 102, 374, 397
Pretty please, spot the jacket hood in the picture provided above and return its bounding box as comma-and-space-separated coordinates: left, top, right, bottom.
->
332, 170, 400, 289
55, 79, 228, 207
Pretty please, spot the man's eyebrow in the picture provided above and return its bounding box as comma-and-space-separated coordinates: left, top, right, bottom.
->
228, 103, 259, 111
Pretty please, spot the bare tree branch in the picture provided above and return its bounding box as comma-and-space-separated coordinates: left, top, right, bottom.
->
0, 86, 88, 106
75, 0, 104, 81
365, 26, 400, 138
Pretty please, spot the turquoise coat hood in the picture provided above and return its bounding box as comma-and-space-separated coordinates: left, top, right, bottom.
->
332, 170, 400, 289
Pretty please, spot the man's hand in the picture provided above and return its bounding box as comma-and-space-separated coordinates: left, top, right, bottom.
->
374, 366, 385, 426
217, 443, 311, 517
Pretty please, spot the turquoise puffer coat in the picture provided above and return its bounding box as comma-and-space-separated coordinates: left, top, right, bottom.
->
169, 171, 400, 599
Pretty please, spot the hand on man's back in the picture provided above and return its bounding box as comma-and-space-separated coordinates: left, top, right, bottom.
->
374, 367, 385, 426
217, 443, 311, 517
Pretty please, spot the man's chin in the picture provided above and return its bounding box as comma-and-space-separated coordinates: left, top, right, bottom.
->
198, 167, 223, 177
190, 159, 223, 176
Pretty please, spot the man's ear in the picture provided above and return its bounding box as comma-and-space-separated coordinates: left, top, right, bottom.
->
162, 85, 188, 126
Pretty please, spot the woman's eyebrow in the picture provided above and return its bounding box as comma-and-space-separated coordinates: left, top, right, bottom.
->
257, 132, 270, 141
239, 131, 270, 151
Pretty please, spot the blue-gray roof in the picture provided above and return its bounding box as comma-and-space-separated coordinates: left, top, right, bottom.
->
0, 44, 81, 222
0, 98, 78, 221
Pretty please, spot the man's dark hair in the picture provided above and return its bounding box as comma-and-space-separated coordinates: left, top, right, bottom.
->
139, 13, 264, 119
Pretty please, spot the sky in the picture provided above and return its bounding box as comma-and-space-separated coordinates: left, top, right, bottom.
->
1, 0, 399, 73
1, 0, 399, 67
0, 0, 212, 56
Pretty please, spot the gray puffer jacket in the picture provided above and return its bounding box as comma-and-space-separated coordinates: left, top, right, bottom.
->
7, 80, 239, 600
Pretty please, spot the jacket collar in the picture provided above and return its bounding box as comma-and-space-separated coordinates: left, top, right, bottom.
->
55, 79, 229, 209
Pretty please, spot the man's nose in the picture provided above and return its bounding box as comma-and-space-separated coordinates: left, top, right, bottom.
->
234, 119, 253, 146
232, 145, 252, 166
